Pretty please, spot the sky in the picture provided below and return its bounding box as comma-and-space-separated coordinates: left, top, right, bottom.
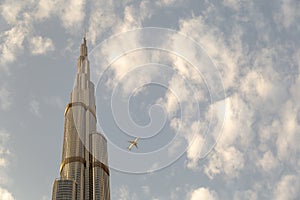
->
0, 0, 300, 199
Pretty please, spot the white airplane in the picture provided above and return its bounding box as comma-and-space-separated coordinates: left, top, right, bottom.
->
128, 137, 139, 151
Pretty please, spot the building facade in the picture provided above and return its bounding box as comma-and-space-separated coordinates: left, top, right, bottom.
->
52, 36, 110, 200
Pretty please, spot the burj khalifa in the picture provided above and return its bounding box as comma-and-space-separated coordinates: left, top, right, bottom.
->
52, 35, 110, 200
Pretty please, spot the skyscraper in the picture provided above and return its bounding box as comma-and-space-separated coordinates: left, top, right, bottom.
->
52, 36, 110, 200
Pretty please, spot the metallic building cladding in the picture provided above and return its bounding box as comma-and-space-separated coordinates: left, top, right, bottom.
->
61, 107, 86, 200
52, 37, 110, 200
52, 179, 77, 200
91, 133, 110, 200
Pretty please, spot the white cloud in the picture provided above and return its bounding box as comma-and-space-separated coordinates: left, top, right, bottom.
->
88, 0, 117, 44
0, 86, 12, 111
0, 129, 10, 151
0, 188, 14, 200
216, 95, 253, 149
34, 0, 56, 20
0, 158, 7, 167
240, 70, 273, 102
173, 11, 298, 182
169, 118, 205, 170
29, 99, 41, 117
204, 146, 244, 179
257, 150, 279, 172
234, 190, 257, 200
118, 186, 129, 200
170, 186, 182, 200
186, 127, 204, 169
0, 25, 28, 73
115, 185, 138, 200
44, 96, 64, 109
0, 148, 10, 156
120, 6, 141, 31
276, 100, 300, 161
41, 195, 49, 200
158, 90, 179, 117
142, 185, 150, 194
60, 0, 86, 30
289, 51, 300, 105
0, 0, 23, 24
178, 15, 243, 90
221, 147, 244, 176
88, 0, 164, 44
98, 43, 162, 97
201, 60, 287, 179
29, 36, 54, 55
35, 0, 86, 31
114, 2, 153, 33
201, 94, 252, 178
274, 0, 300, 29
222, 0, 241, 10
274, 174, 300, 200
0, 129, 13, 188
0, 0, 85, 71
0, 0, 57, 71
158, 73, 194, 116
189, 187, 218, 200
154, 13, 251, 172
258, 119, 279, 153
162, 0, 176, 6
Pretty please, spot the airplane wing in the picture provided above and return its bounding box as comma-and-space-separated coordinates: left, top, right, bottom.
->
127, 138, 139, 151
128, 143, 133, 150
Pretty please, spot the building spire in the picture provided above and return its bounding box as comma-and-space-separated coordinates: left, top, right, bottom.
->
80, 30, 88, 57
84, 29, 86, 45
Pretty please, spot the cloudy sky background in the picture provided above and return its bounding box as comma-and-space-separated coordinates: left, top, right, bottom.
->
0, 0, 300, 199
